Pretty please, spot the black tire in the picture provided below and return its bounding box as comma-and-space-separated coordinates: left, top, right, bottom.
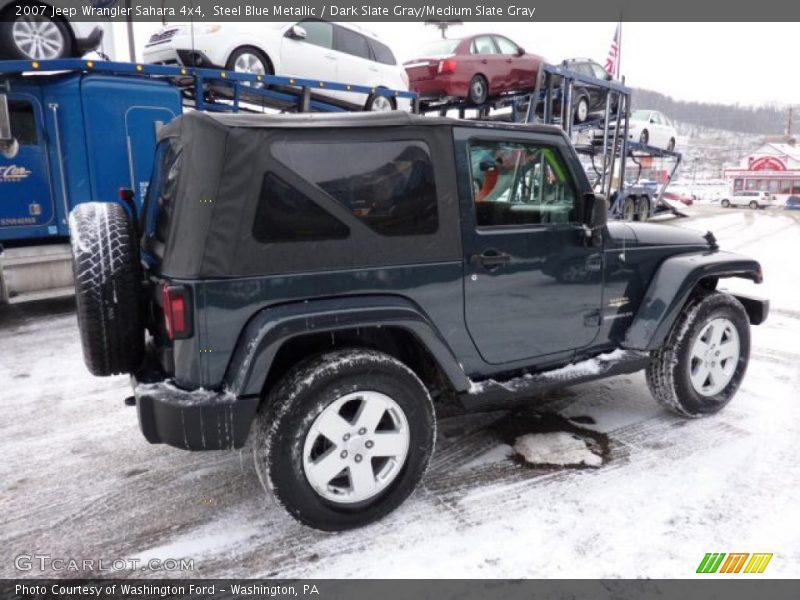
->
721, 199, 730, 208
623, 196, 636, 221
635, 196, 650, 221
639, 129, 649, 146
69, 202, 144, 376
667, 138, 676, 152
646, 290, 750, 418
749, 201, 759, 210
574, 96, 589, 123
365, 92, 396, 112
468, 74, 489, 105
0, 5, 72, 60
252, 348, 435, 531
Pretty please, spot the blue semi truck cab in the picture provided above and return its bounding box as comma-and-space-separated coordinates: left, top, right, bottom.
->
0, 69, 181, 302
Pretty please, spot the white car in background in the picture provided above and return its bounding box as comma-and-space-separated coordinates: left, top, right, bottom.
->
0, 0, 104, 60
627, 109, 678, 151
720, 191, 777, 209
143, 21, 410, 111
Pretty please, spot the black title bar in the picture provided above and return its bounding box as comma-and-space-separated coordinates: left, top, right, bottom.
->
7, 0, 800, 22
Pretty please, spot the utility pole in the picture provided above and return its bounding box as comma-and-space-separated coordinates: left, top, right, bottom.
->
125, 0, 135, 62
788, 106, 793, 136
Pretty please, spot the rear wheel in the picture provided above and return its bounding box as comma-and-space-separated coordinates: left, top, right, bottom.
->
623, 196, 636, 221
468, 75, 489, 105
635, 196, 650, 221
0, 6, 72, 60
667, 138, 676, 152
365, 93, 396, 112
639, 129, 649, 146
68, 202, 144, 376
226, 46, 271, 86
253, 348, 435, 531
647, 291, 750, 417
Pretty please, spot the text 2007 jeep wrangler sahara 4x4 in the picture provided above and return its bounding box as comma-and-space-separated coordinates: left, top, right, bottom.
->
69, 112, 768, 531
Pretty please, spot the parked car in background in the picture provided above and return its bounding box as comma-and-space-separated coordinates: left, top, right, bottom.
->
0, 0, 103, 60
663, 191, 694, 206
143, 20, 409, 111
404, 34, 545, 106
628, 110, 678, 151
559, 58, 618, 123
785, 195, 800, 210
720, 191, 776, 209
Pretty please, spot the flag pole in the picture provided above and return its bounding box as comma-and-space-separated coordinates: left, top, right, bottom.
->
617, 16, 622, 78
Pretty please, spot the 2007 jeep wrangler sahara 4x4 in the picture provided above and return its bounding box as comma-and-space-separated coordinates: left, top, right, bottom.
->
69, 111, 768, 530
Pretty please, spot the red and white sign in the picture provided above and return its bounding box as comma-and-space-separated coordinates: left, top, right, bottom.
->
748, 156, 786, 171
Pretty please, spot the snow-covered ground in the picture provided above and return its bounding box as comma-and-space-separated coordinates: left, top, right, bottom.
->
1, 206, 798, 579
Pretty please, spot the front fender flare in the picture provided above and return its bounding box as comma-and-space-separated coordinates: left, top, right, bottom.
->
623, 251, 762, 351
225, 295, 471, 397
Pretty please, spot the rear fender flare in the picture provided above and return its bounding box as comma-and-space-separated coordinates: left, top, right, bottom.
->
224, 295, 470, 397
623, 251, 762, 351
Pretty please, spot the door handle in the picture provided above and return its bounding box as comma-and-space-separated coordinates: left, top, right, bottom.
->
481, 59, 488, 64
324, 54, 336, 60
471, 252, 511, 269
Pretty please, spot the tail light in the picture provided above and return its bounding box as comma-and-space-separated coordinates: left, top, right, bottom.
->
162, 284, 192, 340
437, 59, 457, 74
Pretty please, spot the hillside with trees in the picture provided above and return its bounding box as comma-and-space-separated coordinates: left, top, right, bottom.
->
632, 89, 791, 136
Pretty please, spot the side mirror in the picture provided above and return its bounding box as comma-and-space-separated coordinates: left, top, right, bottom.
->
516, 47, 525, 57
582, 192, 607, 246
605, 72, 613, 81
288, 25, 307, 40
0, 94, 18, 159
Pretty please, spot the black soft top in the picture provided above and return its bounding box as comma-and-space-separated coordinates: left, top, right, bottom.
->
157, 111, 542, 279
157, 110, 566, 138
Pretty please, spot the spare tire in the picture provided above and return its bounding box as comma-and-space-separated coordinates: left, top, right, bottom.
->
68, 202, 144, 376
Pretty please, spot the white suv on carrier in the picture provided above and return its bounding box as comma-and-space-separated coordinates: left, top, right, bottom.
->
143, 20, 410, 111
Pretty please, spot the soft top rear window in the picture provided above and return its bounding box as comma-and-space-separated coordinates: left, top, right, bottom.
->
142, 138, 182, 261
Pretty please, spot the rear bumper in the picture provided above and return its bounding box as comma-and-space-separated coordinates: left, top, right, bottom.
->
133, 377, 259, 451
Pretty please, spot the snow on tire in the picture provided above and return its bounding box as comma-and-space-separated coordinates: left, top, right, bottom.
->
646, 290, 750, 418
252, 348, 436, 531
69, 202, 144, 376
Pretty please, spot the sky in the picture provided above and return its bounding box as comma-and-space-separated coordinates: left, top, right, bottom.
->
108, 21, 800, 108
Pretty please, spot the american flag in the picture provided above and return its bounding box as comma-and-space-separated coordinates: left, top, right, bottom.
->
604, 24, 621, 78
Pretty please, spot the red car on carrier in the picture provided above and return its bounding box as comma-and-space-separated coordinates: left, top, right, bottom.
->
404, 34, 545, 106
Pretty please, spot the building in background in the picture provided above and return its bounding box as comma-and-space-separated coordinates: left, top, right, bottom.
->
724, 136, 800, 201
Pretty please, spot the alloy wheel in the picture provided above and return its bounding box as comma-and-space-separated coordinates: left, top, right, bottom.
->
689, 317, 740, 396
302, 391, 410, 504
12, 17, 64, 59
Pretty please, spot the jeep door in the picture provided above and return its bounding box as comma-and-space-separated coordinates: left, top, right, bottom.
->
455, 128, 603, 365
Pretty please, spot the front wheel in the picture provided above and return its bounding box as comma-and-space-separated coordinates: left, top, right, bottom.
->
749, 201, 759, 210
721, 199, 731, 208
252, 348, 435, 531
639, 129, 649, 146
667, 138, 676, 152
646, 291, 750, 417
